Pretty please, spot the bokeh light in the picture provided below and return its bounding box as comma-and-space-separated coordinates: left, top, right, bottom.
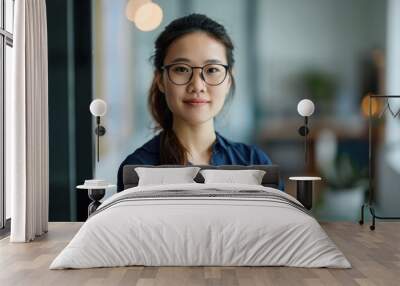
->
133, 2, 163, 31
125, 0, 151, 22
361, 94, 380, 117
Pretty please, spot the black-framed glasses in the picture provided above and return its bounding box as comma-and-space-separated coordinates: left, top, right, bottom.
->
161, 63, 229, 86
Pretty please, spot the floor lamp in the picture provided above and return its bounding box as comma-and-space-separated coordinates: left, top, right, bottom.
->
359, 94, 400, 230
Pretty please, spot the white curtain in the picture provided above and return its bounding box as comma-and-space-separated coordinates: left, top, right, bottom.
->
7, 0, 49, 242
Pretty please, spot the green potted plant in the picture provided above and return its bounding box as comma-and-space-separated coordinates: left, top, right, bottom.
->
315, 153, 368, 221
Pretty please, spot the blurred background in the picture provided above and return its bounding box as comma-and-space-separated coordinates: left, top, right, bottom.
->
44, 0, 400, 222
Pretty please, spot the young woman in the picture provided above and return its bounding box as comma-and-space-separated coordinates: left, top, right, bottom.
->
117, 14, 280, 192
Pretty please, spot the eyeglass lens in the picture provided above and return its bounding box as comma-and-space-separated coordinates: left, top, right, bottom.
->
167, 63, 227, 85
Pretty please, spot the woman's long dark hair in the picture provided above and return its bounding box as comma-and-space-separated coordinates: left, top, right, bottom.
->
148, 13, 236, 164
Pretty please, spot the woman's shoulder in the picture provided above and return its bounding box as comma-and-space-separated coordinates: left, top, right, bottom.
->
117, 133, 161, 192
122, 133, 161, 166
215, 132, 272, 165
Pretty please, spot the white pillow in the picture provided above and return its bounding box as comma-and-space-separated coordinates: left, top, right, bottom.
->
200, 169, 266, 185
135, 167, 201, 186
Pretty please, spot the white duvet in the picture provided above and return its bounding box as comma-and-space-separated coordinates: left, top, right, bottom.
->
50, 183, 351, 269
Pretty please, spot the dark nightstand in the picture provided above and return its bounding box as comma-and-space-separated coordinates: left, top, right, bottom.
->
289, 176, 321, 210
77, 181, 115, 216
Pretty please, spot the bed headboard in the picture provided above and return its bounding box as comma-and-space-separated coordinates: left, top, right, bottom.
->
123, 164, 280, 190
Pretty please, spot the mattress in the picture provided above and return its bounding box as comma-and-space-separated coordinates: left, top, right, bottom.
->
50, 183, 351, 269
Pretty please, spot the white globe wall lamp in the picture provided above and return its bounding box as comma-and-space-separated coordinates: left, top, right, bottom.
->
297, 99, 315, 165
89, 99, 108, 162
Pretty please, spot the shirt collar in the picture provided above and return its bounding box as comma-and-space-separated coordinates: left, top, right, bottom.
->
212, 132, 229, 153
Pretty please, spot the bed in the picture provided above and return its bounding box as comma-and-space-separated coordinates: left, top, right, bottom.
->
50, 165, 351, 269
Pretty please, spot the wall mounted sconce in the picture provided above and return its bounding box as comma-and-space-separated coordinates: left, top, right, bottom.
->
297, 99, 315, 165
89, 99, 107, 162
77, 99, 114, 218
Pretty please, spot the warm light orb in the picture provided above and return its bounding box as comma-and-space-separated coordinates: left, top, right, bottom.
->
297, 99, 315, 117
361, 95, 380, 117
125, 0, 151, 22
134, 2, 163, 31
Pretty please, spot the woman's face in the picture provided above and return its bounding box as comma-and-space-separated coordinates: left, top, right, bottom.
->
157, 32, 232, 126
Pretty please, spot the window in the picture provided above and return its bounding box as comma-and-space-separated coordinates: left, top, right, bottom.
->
1, 0, 14, 230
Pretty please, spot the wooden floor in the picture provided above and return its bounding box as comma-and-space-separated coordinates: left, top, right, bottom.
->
0, 222, 399, 286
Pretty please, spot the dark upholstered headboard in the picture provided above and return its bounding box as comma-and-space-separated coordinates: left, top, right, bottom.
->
123, 165, 280, 190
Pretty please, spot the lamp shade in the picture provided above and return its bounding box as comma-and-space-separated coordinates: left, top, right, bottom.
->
297, 99, 315, 117
90, 99, 107, 117
134, 2, 163, 31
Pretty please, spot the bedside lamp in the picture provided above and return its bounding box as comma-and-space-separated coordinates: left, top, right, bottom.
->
90, 99, 107, 162
297, 99, 315, 164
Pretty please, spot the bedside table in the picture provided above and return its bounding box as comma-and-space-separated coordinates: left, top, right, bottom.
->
77, 181, 115, 216
289, 176, 322, 210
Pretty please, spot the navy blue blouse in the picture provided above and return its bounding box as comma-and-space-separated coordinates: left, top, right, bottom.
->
117, 132, 284, 192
